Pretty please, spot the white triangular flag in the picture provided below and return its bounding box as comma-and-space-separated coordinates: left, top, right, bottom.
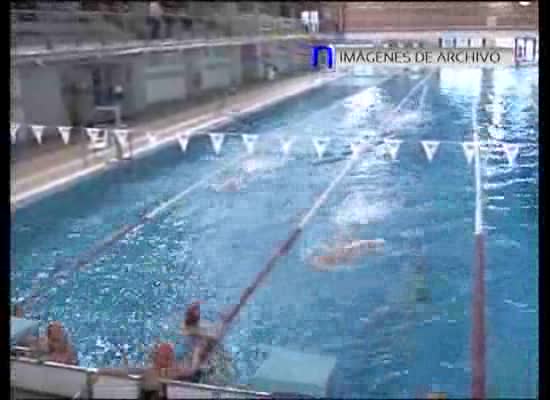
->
209, 133, 225, 155
312, 137, 330, 159
488, 125, 504, 140
113, 129, 129, 146
242, 134, 259, 155
58, 126, 71, 145
280, 136, 295, 156
349, 138, 367, 159
383, 139, 402, 160
462, 141, 476, 165
147, 132, 157, 145
421, 140, 440, 162
31, 125, 45, 144
11, 123, 19, 144
86, 128, 102, 141
502, 143, 520, 165
177, 134, 189, 152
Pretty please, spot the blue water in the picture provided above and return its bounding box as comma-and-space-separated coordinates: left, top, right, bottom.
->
11, 67, 538, 398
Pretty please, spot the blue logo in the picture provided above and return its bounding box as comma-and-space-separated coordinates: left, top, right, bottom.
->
311, 45, 335, 69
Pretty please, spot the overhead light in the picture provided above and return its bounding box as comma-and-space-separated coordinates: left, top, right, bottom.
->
519, 1, 531, 6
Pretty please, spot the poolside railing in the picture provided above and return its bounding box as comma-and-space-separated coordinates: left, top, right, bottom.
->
11, 348, 272, 399
11, 9, 305, 53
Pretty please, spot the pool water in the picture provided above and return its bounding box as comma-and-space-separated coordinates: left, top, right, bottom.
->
11, 67, 538, 398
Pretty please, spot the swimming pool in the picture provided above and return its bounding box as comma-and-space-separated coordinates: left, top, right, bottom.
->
11, 67, 538, 398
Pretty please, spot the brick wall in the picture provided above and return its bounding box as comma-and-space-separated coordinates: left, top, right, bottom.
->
341, 1, 538, 32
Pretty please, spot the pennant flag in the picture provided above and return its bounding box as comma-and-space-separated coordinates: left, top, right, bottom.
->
383, 139, 402, 160
209, 133, 225, 155
502, 143, 520, 166
31, 125, 45, 144
242, 134, 259, 155
86, 128, 102, 141
280, 136, 295, 156
11, 123, 19, 144
462, 141, 476, 165
312, 137, 330, 159
113, 129, 129, 146
58, 126, 71, 145
87, 128, 109, 150
177, 134, 189, 152
147, 132, 158, 145
488, 125, 505, 140
349, 138, 367, 159
421, 140, 440, 162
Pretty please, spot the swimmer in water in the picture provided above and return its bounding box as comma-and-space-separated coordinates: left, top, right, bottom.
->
308, 225, 384, 270
212, 176, 243, 192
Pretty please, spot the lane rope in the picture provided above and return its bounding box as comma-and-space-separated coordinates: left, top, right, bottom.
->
191, 71, 436, 374
471, 88, 487, 399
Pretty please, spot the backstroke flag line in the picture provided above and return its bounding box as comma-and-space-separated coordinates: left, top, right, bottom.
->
502, 143, 520, 166
384, 138, 402, 160
177, 134, 189, 152
11, 123, 19, 144
31, 125, 45, 145
421, 140, 440, 162
113, 129, 129, 148
312, 136, 330, 159
280, 136, 295, 156
58, 127, 71, 145
209, 133, 225, 155
463, 141, 476, 165
242, 134, 259, 155
349, 138, 367, 158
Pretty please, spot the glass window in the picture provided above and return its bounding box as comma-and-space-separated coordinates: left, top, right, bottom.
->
238, 2, 254, 13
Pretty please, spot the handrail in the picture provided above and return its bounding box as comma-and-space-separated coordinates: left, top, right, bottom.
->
11, 353, 272, 398
11, 8, 305, 53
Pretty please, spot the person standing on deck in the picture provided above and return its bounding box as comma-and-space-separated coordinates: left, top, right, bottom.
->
149, 1, 164, 39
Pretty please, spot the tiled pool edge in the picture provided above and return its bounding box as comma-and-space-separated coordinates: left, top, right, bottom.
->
11, 74, 346, 210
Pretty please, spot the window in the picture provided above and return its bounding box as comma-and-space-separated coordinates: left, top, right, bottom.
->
280, 4, 290, 17
238, 2, 254, 13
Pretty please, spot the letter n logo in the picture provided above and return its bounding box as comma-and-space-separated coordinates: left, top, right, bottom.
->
311, 45, 335, 69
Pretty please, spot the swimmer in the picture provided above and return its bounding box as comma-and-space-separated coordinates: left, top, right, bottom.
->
175, 301, 234, 385
212, 176, 243, 192
100, 342, 200, 391
29, 321, 78, 365
309, 238, 384, 270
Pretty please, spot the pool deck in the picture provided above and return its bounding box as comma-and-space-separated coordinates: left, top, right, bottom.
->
11, 72, 345, 209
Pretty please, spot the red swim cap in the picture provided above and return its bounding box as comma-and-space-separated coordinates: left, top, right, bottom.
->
154, 342, 174, 369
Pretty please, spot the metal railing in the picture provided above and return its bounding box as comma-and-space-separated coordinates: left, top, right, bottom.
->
11, 348, 273, 399
11, 9, 305, 52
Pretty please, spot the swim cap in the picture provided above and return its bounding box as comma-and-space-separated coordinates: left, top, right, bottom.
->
154, 342, 174, 369
185, 301, 202, 326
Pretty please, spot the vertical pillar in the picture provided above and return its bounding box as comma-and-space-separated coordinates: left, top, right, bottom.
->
338, 5, 343, 32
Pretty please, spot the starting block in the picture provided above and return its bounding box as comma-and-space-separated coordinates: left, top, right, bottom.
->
249, 346, 336, 398
11, 317, 40, 346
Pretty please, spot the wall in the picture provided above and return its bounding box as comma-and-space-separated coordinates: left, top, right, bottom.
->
342, 1, 538, 32
18, 65, 69, 128
14, 39, 306, 129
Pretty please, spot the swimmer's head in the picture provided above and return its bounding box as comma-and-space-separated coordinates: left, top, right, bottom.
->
153, 342, 175, 370
47, 321, 69, 352
184, 301, 202, 327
